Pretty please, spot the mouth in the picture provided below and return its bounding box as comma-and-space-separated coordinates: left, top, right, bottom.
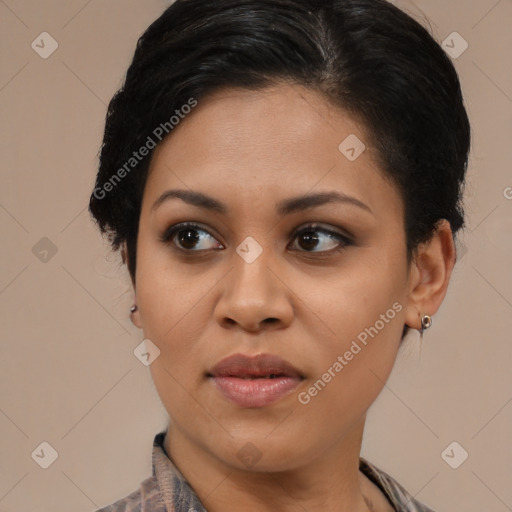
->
207, 353, 305, 408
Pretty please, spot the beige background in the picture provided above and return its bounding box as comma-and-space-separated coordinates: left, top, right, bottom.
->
1, 0, 511, 510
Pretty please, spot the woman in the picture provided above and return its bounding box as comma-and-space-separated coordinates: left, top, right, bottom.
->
89, 0, 470, 510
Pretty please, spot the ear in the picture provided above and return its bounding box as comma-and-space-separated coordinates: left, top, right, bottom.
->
121, 242, 142, 329
404, 219, 456, 330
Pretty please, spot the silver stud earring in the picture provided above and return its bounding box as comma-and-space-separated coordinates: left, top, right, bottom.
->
420, 314, 432, 334
130, 305, 138, 313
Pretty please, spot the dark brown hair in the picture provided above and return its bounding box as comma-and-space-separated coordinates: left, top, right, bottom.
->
89, 0, 470, 287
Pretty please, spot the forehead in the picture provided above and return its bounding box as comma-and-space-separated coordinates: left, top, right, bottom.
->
143, 84, 402, 220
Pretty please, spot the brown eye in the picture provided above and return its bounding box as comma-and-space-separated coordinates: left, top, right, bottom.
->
289, 225, 353, 254
161, 223, 223, 252
175, 227, 201, 250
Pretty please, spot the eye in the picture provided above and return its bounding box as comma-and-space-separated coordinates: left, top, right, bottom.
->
160, 222, 223, 252
289, 224, 353, 254
160, 222, 353, 255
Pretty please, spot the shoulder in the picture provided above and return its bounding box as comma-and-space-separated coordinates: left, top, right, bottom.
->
360, 457, 437, 512
95, 475, 167, 512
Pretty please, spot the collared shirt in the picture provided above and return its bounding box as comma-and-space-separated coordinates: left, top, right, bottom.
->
96, 431, 436, 512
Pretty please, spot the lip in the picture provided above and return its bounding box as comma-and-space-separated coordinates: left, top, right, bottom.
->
208, 353, 305, 408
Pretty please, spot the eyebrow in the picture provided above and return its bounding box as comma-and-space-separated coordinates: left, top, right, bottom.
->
151, 189, 373, 215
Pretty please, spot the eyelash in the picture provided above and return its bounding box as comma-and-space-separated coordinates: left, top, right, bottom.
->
159, 222, 354, 257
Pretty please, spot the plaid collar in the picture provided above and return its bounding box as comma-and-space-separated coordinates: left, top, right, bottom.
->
150, 431, 435, 512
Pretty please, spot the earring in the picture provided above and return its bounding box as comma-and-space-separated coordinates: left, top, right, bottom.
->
420, 314, 432, 334
130, 305, 138, 313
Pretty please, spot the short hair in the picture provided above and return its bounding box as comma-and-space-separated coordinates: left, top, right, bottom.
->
89, 0, 470, 284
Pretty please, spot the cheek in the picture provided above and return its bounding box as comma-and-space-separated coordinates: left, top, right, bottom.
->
137, 277, 210, 374
297, 298, 404, 431
134, 243, 212, 389
140, 287, 213, 421
306, 251, 406, 348
135, 235, 210, 338
296, 254, 407, 407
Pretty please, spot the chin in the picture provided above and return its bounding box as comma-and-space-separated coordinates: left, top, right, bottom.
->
212, 431, 316, 473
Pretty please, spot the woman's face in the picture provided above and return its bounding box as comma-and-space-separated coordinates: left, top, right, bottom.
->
134, 84, 412, 471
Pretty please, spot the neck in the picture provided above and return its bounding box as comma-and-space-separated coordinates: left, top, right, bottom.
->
164, 415, 377, 512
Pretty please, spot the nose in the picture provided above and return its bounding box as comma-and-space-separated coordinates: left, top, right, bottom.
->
213, 250, 294, 333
